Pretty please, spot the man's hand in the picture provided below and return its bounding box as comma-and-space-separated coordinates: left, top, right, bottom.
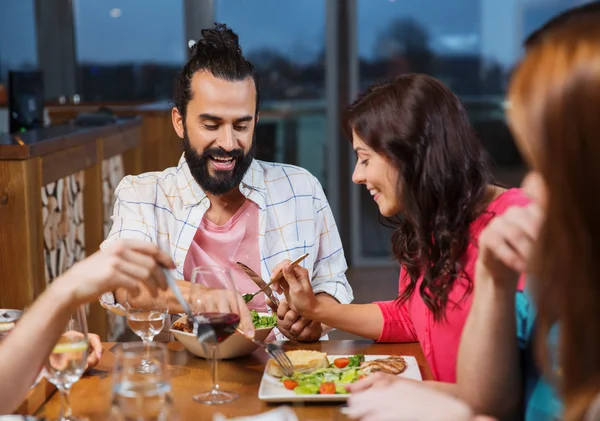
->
276, 300, 323, 342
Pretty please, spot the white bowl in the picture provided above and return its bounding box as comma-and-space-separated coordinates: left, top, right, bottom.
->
170, 314, 275, 359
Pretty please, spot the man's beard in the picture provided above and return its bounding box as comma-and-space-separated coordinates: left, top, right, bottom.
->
182, 129, 257, 196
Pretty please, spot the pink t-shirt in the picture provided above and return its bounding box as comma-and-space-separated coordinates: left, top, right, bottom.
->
183, 200, 267, 312
375, 188, 530, 382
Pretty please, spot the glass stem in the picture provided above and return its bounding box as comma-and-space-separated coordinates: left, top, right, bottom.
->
143, 338, 152, 363
58, 388, 72, 420
210, 344, 219, 393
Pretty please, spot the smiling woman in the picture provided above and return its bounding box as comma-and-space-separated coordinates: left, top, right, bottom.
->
271, 73, 530, 383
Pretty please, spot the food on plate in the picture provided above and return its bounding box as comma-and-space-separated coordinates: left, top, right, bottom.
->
333, 357, 349, 368
319, 382, 336, 394
266, 350, 330, 378
272, 353, 407, 395
250, 310, 277, 328
172, 317, 194, 334
172, 310, 277, 333
361, 355, 407, 375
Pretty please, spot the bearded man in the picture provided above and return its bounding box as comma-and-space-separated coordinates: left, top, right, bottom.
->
99, 23, 352, 342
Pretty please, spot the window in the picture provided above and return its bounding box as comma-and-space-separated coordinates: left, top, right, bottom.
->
216, 0, 327, 185
0, 0, 38, 85
353, 0, 589, 262
72, 0, 185, 101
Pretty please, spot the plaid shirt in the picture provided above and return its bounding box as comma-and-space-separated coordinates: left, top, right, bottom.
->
100, 154, 353, 315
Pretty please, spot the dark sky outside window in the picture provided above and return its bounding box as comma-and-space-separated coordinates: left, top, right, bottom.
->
0, 0, 590, 95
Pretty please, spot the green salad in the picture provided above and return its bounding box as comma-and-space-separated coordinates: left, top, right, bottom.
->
281, 354, 365, 395
250, 310, 277, 328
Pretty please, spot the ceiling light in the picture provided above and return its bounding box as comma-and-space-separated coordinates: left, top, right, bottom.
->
109, 8, 122, 18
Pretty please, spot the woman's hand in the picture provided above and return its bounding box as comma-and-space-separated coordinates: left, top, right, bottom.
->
85, 333, 103, 370
345, 378, 476, 421
62, 332, 103, 371
54, 240, 174, 308
477, 203, 543, 290
346, 372, 401, 393
271, 260, 320, 318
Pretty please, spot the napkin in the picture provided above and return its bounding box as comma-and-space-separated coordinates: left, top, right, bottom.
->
213, 407, 298, 421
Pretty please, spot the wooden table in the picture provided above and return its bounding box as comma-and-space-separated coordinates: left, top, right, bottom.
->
36, 340, 432, 420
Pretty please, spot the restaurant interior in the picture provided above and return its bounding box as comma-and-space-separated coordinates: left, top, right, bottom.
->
0, 0, 593, 420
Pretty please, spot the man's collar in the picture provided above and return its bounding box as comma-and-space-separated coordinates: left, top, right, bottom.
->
176, 154, 267, 209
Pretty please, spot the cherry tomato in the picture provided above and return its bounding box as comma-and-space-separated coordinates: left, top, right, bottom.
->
333, 357, 350, 368
319, 382, 336, 394
283, 379, 298, 390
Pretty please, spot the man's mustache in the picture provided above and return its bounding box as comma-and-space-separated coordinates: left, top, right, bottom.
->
201, 147, 244, 160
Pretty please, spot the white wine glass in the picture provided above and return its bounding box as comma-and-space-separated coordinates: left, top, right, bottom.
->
44, 305, 89, 421
189, 266, 242, 404
111, 342, 172, 421
126, 290, 168, 374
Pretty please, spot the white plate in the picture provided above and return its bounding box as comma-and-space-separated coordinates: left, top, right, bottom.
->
258, 354, 422, 402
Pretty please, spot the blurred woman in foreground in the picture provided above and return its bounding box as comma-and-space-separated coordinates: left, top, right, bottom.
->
0, 240, 174, 414
459, 10, 600, 421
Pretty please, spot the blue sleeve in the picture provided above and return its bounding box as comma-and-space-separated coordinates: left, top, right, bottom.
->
515, 289, 536, 349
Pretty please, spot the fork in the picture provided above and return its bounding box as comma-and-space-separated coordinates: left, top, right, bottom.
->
236, 328, 294, 377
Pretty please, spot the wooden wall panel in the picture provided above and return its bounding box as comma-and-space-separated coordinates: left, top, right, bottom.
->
101, 154, 126, 341
0, 159, 45, 309
41, 171, 86, 283
82, 139, 106, 338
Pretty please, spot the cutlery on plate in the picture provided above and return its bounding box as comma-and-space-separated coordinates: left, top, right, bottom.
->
236, 327, 294, 376
238, 253, 309, 305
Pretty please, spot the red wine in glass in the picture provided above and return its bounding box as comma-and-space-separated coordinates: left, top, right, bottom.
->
195, 313, 240, 343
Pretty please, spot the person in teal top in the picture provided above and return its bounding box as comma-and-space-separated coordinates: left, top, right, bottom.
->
516, 288, 562, 421
457, 2, 600, 420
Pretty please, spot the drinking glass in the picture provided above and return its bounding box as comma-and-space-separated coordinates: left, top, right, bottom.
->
126, 290, 168, 374
44, 306, 89, 421
189, 266, 242, 404
111, 342, 172, 421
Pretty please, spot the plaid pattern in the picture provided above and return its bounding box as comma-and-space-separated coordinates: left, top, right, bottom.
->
100, 154, 353, 314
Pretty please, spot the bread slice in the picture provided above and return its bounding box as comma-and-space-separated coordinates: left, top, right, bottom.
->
266, 350, 330, 377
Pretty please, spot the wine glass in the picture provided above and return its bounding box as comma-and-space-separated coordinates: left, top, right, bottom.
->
189, 266, 242, 404
44, 305, 89, 421
126, 290, 168, 374
111, 342, 172, 421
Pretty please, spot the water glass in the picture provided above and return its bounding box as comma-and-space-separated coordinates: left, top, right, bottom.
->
111, 342, 172, 421
126, 290, 168, 373
44, 306, 89, 421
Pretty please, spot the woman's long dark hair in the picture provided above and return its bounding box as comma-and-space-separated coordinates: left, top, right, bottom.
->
345, 74, 495, 321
